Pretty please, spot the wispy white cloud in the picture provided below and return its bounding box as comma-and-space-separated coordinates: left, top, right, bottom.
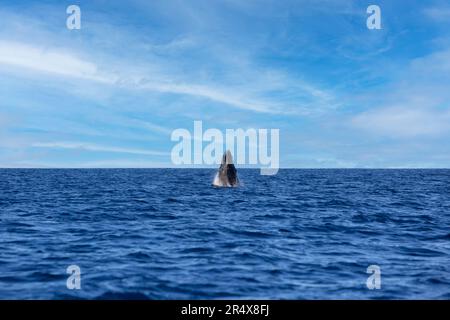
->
0, 41, 114, 83
0, 40, 298, 114
69, 160, 174, 168
424, 6, 450, 21
125, 119, 173, 136
351, 46, 450, 139
31, 142, 168, 156
0, 3, 338, 117
138, 81, 284, 114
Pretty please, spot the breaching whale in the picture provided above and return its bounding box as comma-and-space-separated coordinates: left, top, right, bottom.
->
212, 150, 239, 187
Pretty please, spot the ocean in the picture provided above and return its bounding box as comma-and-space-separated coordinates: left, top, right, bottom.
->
0, 169, 449, 299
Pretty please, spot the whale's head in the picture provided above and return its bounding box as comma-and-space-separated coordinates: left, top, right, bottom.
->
221, 150, 233, 166
218, 150, 238, 186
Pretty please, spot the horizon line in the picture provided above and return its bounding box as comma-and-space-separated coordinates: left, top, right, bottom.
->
1, 167, 449, 170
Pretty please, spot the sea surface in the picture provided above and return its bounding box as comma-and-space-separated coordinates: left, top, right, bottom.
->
0, 169, 449, 299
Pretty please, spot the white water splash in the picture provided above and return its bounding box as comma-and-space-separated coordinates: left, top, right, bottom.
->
212, 172, 226, 187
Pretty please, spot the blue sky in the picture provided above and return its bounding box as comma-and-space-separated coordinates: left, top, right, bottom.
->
1, 0, 450, 168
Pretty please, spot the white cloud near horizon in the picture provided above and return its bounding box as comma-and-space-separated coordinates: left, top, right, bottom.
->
352, 106, 450, 138
31, 142, 168, 156
351, 46, 450, 139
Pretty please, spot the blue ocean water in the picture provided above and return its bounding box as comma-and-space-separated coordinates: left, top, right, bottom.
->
0, 169, 449, 299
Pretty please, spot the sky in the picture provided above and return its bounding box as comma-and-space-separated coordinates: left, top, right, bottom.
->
0, 0, 450, 168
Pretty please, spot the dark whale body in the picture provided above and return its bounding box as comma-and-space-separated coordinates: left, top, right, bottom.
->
214, 150, 239, 187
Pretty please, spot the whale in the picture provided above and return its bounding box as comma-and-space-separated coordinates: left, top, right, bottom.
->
212, 150, 239, 187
